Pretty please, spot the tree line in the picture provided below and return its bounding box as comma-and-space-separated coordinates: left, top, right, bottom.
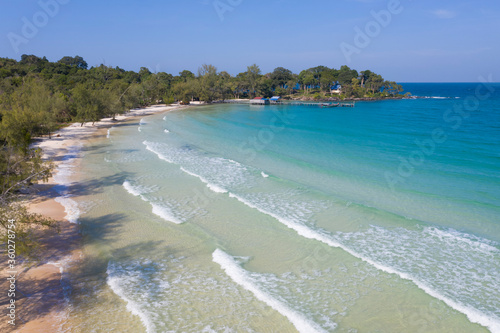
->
0, 55, 404, 142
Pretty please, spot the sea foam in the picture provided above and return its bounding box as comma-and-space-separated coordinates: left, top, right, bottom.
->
107, 261, 155, 333
212, 249, 328, 333
143, 141, 251, 193
52, 145, 82, 223
180, 167, 228, 193
142, 139, 499, 331
227, 192, 500, 333
151, 203, 183, 224
123, 180, 186, 224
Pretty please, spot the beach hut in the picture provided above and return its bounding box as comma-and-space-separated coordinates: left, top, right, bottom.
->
250, 97, 270, 105
330, 84, 342, 94
270, 96, 282, 104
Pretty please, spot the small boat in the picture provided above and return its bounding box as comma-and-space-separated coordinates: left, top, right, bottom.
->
320, 103, 340, 108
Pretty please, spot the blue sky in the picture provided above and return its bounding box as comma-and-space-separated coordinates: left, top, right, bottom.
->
0, 0, 499, 82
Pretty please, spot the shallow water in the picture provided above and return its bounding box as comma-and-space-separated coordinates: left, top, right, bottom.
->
65, 83, 499, 332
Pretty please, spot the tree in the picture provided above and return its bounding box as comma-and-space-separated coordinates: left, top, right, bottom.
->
365, 73, 384, 94
337, 65, 359, 86
0, 80, 62, 148
257, 77, 273, 98
172, 79, 198, 102
246, 64, 262, 98
286, 74, 299, 95
359, 70, 373, 87
320, 69, 338, 93
138, 67, 152, 81
58, 55, 88, 69
179, 70, 195, 82
0, 145, 54, 258
270, 67, 293, 89
197, 64, 219, 102
72, 84, 106, 125
300, 72, 316, 93
308, 66, 330, 87
383, 81, 403, 96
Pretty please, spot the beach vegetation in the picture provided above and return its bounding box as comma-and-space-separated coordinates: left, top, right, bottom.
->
0, 144, 55, 258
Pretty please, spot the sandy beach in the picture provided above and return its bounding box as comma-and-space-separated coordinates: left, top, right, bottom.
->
0, 104, 184, 332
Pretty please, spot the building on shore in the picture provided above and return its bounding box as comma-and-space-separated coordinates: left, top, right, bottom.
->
250, 97, 270, 105
330, 84, 342, 94
270, 96, 282, 104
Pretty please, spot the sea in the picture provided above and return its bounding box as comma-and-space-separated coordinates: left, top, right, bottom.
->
57, 83, 500, 333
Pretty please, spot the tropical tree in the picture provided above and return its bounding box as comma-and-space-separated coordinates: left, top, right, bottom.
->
57, 55, 88, 69
179, 70, 195, 82
337, 65, 359, 86
270, 67, 294, 89
0, 145, 55, 258
246, 64, 262, 98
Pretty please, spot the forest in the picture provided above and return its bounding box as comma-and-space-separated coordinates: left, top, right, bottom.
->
0, 55, 403, 255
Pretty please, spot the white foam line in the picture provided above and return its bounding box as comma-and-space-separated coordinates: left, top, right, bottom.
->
47, 255, 73, 302
144, 141, 227, 194
107, 264, 154, 333
261, 171, 269, 178
142, 140, 499, 331
123, 180, 184, 224
212, 249, 328, 333
227, 192, 500, 333
164, 129, 170, 133
54, 196, 80, 224
151, 203, 183, 225
144, 142, 174, 163
52, 144, 82, 224
180, 167, 228, 194
123, 180, 143, 198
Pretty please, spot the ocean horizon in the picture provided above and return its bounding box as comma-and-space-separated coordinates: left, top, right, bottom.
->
59, 82, 499, 332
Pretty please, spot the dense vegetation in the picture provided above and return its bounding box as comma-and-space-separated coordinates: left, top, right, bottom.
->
0, 55, 403, 256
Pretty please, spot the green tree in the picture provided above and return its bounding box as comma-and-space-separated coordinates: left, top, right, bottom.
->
58, 55, 88, 69
72, 84, 105, 125
337, 65, 359, 86
320, 69, 338, 93
246, 64, 262, 98
270, 67, 293, 89
197, 64, 219, 102
383, 81, 403, 96
0, 146, 55, 258
179, 70, 195, 82
366, 73, 384, 94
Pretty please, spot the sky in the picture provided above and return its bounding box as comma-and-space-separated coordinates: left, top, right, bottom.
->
0, 0, 499, 82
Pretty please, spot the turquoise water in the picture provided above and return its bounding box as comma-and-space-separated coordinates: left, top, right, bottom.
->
68, 83, 499, 332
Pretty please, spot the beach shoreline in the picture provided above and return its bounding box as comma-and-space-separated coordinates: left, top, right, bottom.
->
0, 104, 185, 332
